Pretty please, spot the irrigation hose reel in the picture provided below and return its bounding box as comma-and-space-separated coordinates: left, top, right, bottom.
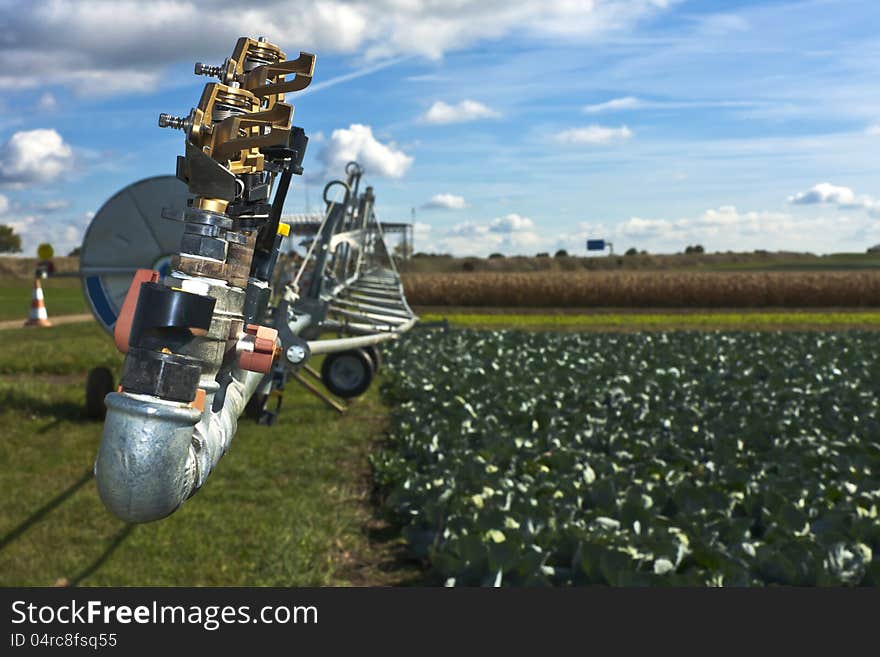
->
80, 176, 190, 336
79, 175, 190, 417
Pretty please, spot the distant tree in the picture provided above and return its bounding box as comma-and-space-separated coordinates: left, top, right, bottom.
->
685, 244, 705, 254
488, 252, 505, 259
462, 261, 475, 271
0, 225, 22, 254
554, 249, 569, 258
68, 246, 82, 257
640, 250, 648, 255
535, 252, 549, 258
625, 247, 639, 256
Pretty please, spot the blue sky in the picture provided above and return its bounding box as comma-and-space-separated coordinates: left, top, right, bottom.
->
1, 0, 879, 256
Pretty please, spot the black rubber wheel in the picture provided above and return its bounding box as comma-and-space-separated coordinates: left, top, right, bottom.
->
363, 345, 382, 374
321, 349, 374, 398
85, 367, 114, 420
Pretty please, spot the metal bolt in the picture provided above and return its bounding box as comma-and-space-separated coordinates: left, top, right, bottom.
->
286, 344, 307, 364
158, 113, 187, 130
194, 62, 223, 78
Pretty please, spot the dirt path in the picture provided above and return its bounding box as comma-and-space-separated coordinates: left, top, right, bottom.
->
0, 314, 93, 331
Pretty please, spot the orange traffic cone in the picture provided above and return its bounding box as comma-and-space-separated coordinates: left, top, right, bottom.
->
24, 278, 52, 327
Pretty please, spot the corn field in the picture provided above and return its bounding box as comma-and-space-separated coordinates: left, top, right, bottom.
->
401, 271, 880, 308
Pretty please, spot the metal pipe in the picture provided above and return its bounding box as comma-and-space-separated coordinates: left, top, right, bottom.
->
288, 311, 312, 335
329, 297, 413, 317
328, 306, 410, 325
341, 292, 409, 309
321, 319, 406, 334
306, 326, 414, 354
346, 287, 400, 299
95, 368, 263, 523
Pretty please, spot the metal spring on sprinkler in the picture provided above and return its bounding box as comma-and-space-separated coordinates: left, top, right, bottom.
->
211, 102, 248, 123
243, 45, 281, 71
211, 87, 253, 123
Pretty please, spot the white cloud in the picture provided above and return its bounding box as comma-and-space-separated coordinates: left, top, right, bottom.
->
413, 221, 432, 239
583, 96, 641, 113
32, 199, 72, 213
408, 221, 433, 254
0, 129, 74, 187
1, 1, 670, 94
423, 193, 467, 210
489, 213, 535, 233
433, 213, 546, 255
447, 221, 487, 238
583, 96, 760, 115
602, 205, 876, 253
37, 92, 58, 112
318, 124, 413, 179
421, 100, 501, 125
865, 124, 880, 136
788, 182, 879, 216
422, 201, 880, 257
554, 124, 633, 145
789, 183, 856, 206
0, 195, 90, 256
617, 206, 803, 243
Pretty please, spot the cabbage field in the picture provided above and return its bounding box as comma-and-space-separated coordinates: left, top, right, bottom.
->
374, 330, 880, 586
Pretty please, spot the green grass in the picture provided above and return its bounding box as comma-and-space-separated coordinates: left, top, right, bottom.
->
424, 311, 880, 331
0, 323, 418, 586
0, 323, 122, 374
0, 277, 88, 321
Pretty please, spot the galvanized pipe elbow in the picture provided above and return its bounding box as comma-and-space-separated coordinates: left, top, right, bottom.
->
95, 392, 202, 523
95, 369, 263, 523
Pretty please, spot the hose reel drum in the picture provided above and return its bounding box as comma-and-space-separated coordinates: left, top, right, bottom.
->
80, 175, 190, 335
79, 176, 189, 417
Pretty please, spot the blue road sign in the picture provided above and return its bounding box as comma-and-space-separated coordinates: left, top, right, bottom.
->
587, 239, 606, 251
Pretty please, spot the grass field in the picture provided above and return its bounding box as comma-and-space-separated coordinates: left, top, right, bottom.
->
0, 323, 422, 586
0, 277, 87, 321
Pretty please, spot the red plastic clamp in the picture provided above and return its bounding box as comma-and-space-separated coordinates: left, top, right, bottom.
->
239, 324, 278, 374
